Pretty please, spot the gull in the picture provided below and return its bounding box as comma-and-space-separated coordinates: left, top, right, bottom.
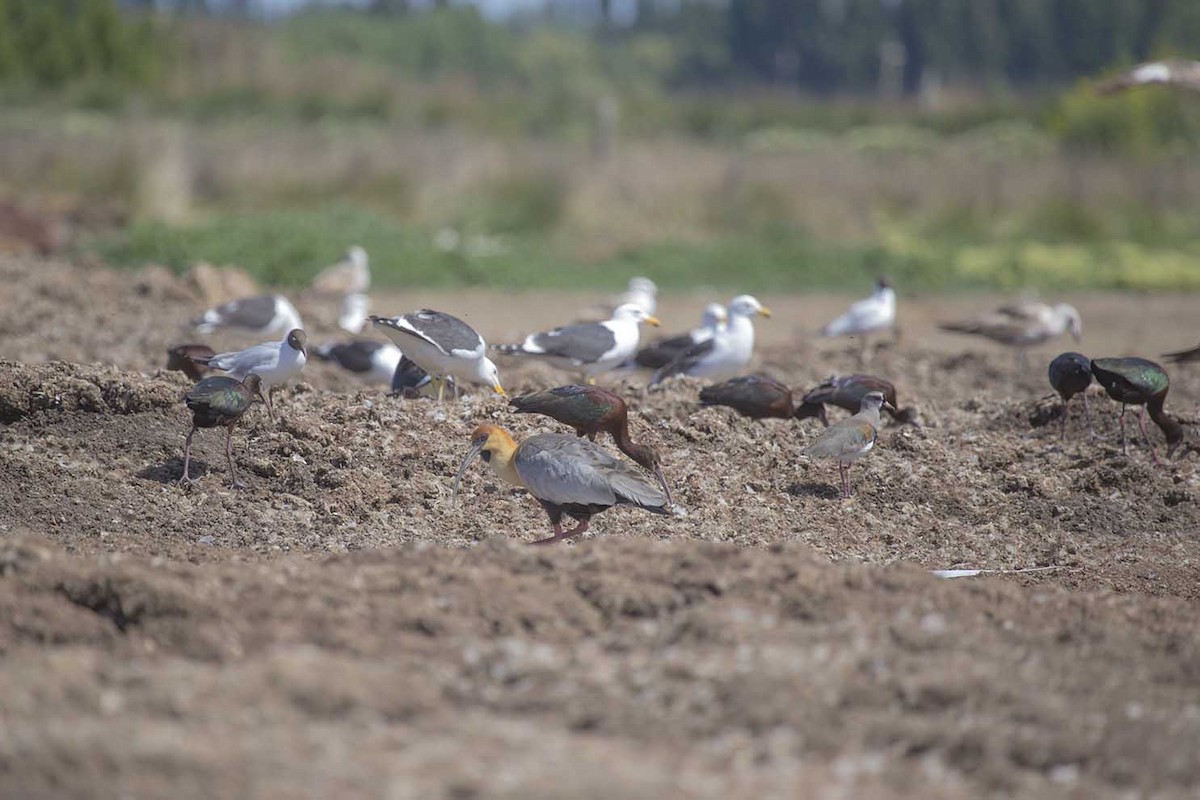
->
801, 390, 893, 500
453, 424, 671, 545
820, 278, 896, 361
190, 294, 303, 337
338, 292, 370, 335
196, 329, 308, 422
1094, 60, 1200, 95
634, 303, 727, 369
180, 374, 263, 488
309, 245, 370, 294
494, 304, 660, 384
938, 301, 1081, 364
311, 340, 401, 384
369, 310, 504, 400
619, 276, 658, 316
652, 295, 771, 384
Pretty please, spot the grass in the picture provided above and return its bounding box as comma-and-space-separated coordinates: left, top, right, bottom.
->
92, 204, 1200, 293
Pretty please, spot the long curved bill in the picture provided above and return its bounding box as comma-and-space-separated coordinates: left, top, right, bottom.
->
451, 439, 487, 505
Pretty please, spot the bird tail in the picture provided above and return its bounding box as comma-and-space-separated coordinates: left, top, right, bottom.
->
1162, 345, 1200, 365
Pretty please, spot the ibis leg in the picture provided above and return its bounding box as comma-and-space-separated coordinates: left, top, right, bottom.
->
179, 426, 198, 484
1060, 396, 1069, 441
1136, 406, 1163, 466
533, 518, 591, 546
1082, 393, 1103, 441
225, 426, 245, 489
265, 387, 277, 423
1118, 405, 1128, 455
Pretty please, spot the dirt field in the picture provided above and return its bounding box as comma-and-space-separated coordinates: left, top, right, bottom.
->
1, 255, 1198, 799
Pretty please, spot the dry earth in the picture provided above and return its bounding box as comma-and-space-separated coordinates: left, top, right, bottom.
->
1, 255, 1199, 799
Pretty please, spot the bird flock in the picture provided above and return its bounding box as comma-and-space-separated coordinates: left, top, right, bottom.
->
166, 257, 1192, 544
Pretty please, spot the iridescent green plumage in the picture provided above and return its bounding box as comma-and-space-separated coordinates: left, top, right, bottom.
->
181, 374, 263, 487
1090, 357, 1182, 462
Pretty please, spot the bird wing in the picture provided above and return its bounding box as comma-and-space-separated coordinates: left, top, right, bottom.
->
634, 332, 697, 369
515, 321, 618, 364
803, 417, 876, 460
372, 311, 484, 358
312, 341, 381, 373
652, 338, 716, 384
205, 342, 279, 376
516, 435, 621, 507
822, 295, 891, 336
193, 295, 278, 330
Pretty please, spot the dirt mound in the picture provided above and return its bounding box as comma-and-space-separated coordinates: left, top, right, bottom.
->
1, 257, 1199, 798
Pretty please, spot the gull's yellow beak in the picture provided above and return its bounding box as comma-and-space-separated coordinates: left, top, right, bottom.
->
758, 307, 772, 318
646, 316, 661, 327
493, 383, 507, 397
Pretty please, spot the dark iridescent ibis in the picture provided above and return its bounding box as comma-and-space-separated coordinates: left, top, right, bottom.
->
698, 375, 795, 419
1047, 352, 1100, 441
802, 391, 894, 500
166, 344, 216, 383
1090, 357, 1184, 464
793, 374, 915, 427
180, 374, 264, 488
452, 424, 671, 545
508, 385, 673, 506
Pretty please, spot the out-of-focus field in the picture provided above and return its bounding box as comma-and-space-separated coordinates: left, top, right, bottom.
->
1, 255, 1199, 798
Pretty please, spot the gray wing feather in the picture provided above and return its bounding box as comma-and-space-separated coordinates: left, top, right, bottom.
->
207, 343, 277, 378
517, 436, 619, 507
527, 323, 616, 363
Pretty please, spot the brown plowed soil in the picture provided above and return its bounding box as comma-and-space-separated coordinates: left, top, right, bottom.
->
1, 255, 1199, 799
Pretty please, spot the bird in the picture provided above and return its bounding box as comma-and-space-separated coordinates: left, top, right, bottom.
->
633, 303, 727, 370
493, 304, 660, 384
195, 329, 308, 422
508, 384, 674, 506
1094, 59, 1200, 95
1090, 357, 1184, 464
310, 340, 401, 384
801, 391, 894, 500
618, 276, 657, 317
653, 295, 771, 384
938, 301, 1082, 364
180, 374, 263, 488
165, 344, 216, 383
793, 374, 914, 426
309, 245, 370, 294
819, 278, 897, 359
699, 375, 796, 419
369, 310, 504, 400
452, 424, 671, 545
1162, 343, 1200, 365
190, 294, 303, 338
1048, 352, 1101, 441
390, 354, 454, 398
338, 292, 370, 335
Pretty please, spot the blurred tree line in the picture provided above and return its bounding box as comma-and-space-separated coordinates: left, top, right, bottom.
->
0, 0, 160, 87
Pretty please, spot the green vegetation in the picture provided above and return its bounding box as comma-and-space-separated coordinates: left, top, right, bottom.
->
93, 204, 1200, 293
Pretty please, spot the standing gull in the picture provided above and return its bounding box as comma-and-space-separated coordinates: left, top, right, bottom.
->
801, 391, 893, 500
820, 278, 897, 361
653, 295, 771, 384
938, 301, 1082, 364
509, 384, 674, 505
1090, 357, 1184, 464
619, 277, 658, 317
494, 304, 660, 384
634, 303, 727, 370
196, 329, 308, 422
180, 374, 263, 488
370, 310, 504, 400
309, 245, 370, 294
190, 294, 303, 338
453, 424, 671, 545
311, 340, 401, 385
1048, 352, 1100, 441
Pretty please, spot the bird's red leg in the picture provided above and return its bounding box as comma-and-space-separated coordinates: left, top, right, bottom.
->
1060, 397, 1069, 441
532, 518, 590, 545
1118, 405, 1128, 455
179, 426, 197, 484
